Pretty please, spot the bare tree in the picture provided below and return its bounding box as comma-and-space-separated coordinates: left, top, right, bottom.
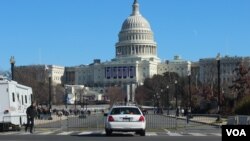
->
105, 86, 125, 106
14, 66, 49, 105
230, 62, 250, 101
135, 85, 151, 105
54, 84, 65, 105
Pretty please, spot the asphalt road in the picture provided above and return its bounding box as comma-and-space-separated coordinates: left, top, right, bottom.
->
0, 135, 221, 141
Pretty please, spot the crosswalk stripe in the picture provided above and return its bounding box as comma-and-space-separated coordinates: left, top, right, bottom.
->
0, 132, 18, 135
37, 131, 54, 135
78, 131, 93, 135
167, 132, 183, 136
57, 131, 74, 135
189, 133, 206, 136
146, 132, 157, 136
210, 133, 221, 136
164, 129, 179, 136
19, 132, 32, 135
93, 131, 105, 134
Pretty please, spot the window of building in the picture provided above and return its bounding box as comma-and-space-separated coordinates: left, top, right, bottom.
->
22, 95, 24, 105
12, 92, 15, 102
17, 93, 20, 101
25, 95, 27, 104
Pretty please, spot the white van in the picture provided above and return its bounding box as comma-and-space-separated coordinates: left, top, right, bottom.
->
0, 76, 33, 131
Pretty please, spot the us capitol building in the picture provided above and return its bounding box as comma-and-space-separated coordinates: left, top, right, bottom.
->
71, 0, 191, 87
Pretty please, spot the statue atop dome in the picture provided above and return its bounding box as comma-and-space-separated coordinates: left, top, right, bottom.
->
133, 0, 138, 4
131, 0, 140, 16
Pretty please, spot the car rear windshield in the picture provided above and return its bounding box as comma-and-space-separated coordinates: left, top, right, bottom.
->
110, 107, 141, 115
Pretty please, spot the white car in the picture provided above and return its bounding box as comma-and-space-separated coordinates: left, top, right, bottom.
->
104, 105, 146, 136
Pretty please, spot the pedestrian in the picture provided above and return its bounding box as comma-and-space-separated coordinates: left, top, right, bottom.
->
25, 101, 37, 133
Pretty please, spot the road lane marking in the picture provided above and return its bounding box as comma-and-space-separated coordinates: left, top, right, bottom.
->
210, 133, 221, 136
189, 133, 206, 136
78, 131, 93, 135
38, 131, 54, 135
146, 132, 157, 136
57, 131, 74, 135
167, 132, 183, 136
164, 129, 183, 136
0, 132, 18, 135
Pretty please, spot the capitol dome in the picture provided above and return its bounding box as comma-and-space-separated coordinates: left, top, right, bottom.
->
121, 13, 151, 30
115, 0, 159, 61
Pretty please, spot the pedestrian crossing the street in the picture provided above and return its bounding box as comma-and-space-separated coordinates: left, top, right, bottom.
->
0, 130, 222, 136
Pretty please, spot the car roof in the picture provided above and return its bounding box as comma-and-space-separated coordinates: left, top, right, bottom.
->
111, 105, 139, 108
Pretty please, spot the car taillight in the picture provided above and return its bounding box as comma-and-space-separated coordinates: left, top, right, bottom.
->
139, 116, 145, 122
108, 116, 114, 122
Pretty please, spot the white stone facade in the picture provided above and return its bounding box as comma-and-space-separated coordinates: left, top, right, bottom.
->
48, 65, 65, 85
158, 56, 191, 77
199, 56, 250, 85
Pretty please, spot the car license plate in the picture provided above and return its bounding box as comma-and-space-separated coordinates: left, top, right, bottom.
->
123, 118, 130, 122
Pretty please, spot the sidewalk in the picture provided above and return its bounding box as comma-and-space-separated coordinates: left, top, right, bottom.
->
163, 114, 227, 126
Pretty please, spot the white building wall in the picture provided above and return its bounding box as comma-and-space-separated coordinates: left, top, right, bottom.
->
199, 56, 250, 85
157, 56, 191, 77
50, 65, 65, 85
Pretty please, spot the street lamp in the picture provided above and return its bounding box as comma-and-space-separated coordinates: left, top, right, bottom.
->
161, 89, 163, 108
156, 92, 161, 114
166, 85, 169, 115
216, 53, 221, 121
48, 71, 52, 114
79, 86, 84, 108
45, 65, 52, 119
74, 92, 77, 112
175, 80, 178, 116
153, 94, 156, 113
156, 93, 159, 108
188, 71, 191, 111
10, 56, 15, 81
65, 85, 68, 109
85, 97, 88, 111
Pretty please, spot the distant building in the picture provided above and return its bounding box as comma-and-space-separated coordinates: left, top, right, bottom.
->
199, 56, 250, 86
49, 65, 65, 85
64, 67, 76, 85
158, 55, 191, 77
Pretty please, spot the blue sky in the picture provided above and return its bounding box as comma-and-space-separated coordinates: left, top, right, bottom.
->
0, 0, 250, 71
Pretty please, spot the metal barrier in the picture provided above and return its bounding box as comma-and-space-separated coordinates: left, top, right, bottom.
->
227, 115, 250, 125
185, 114, 221, 130
35, 115, 64, 128
227, 116, 238, 125
33, 112, 222, 131
34, 113, 105, 130
145, 114, 177, 129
